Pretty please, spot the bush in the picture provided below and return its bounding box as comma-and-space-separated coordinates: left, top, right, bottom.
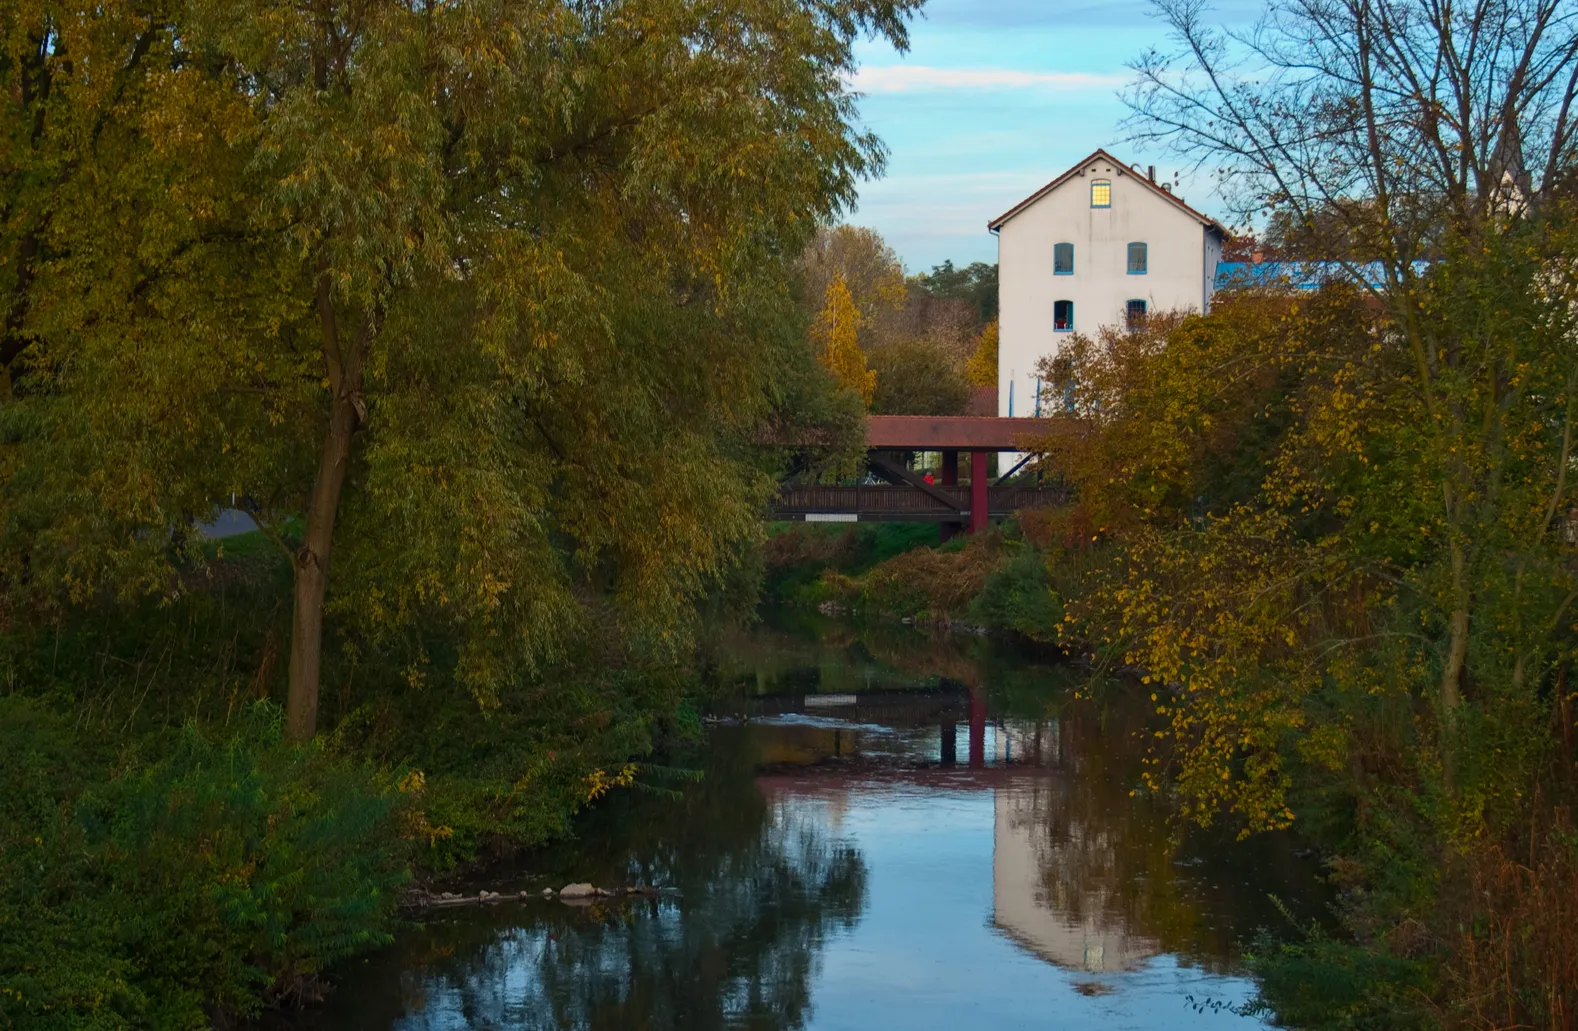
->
970, 541, 1063, 640
1244, 925, 1435, 1031
0, 698, 410, 1029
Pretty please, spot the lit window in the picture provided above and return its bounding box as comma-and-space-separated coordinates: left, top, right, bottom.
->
1125, 299, 1147, 329
1128, 242, 1148, 274
1054, 300, 1074, 332
1053, 242, 1073, 275
1091, 179, 1111, 207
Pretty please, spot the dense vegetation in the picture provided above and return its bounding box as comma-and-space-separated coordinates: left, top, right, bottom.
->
0, 0, 919, 1025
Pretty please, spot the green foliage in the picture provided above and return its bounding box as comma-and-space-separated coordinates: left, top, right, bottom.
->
760, 521, 945, 603
867, 334, 973, 416
1244, 926, 1434, 1031
912, 259, 998, 325
970, 539, 1063, 641
0, 698, 409, 1028
2, 0, 924, 738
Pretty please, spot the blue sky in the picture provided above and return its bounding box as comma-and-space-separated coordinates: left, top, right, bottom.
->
847, 0, 1260, 272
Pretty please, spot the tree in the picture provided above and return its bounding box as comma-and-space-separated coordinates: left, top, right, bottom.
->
1, 0, 923, 740
965, 320, 998, 387
796, 225, 909, 331
1127, 0, 1578, 724
912, 259, 998, 325
867, 335, 971, 416
815, 273, 876, 408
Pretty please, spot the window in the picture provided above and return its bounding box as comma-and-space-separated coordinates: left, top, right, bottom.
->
1054, 300, 1074, 332
1125, 299, 1147, 329
1053, 242, 1074, 275
1128, 241, 1148, 274
1091, 179, 1112, 207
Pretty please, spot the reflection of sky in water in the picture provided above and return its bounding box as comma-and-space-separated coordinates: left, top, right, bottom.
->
782, 787, 1265, 1031
381, 778, 1267, 1031
316, 614, 1323, 1031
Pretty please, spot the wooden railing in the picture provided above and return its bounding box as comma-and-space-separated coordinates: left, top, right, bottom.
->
771, 484, 1067, 522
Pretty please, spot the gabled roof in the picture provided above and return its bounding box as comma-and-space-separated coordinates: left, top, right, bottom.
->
987, 148, 1228, 236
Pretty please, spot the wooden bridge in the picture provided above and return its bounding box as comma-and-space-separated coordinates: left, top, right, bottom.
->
773, 484, 1067, 523
774, 414, 1074, 535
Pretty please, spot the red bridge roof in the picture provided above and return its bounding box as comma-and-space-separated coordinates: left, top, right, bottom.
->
866, 416, 1072, 451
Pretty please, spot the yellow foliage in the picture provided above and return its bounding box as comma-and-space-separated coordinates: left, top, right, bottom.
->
966, 320, 998, 387
584, 762, 638, 803
815, 273, 876, 408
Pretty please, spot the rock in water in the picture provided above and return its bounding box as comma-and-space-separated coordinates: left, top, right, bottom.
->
559, 883, 597, 899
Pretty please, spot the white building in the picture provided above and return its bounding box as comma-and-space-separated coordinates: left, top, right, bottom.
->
988, 149, 1228, 418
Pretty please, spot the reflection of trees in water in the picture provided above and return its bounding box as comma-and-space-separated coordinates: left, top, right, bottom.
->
1000, 706, 1324, 974
708, 608, 1078, 720
388, 731, 867, 1031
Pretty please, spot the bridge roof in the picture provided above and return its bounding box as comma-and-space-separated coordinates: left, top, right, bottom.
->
866, 416, 1069, 451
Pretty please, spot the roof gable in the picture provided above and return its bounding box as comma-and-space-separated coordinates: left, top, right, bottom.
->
987, 148, 1227, 236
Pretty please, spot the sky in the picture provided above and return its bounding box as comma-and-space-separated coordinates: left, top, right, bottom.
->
846, 0, 1261, 273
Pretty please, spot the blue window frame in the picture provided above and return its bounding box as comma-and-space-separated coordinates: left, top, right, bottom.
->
1054, 300, 1073, 332
1053, 242, 1074, 275
1125, 298, 1147, 329
1128, 241, 1148, 274
1091, 179, 1112, 207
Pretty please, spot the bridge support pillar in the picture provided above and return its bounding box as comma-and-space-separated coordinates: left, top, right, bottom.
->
969, 450, 989, 534
968, 688, 986, 768
940, 721, 957, 766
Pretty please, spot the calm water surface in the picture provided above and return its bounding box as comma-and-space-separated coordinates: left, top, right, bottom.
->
308, 612, 1326, 1030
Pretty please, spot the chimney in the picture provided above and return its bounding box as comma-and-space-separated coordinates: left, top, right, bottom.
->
1147, 165, 1155, 182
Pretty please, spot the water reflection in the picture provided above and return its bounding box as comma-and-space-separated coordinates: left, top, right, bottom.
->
389, 798, 863, 1030
304, 614, 1325, 1030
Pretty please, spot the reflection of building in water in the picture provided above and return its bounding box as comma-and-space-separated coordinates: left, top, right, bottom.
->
991, 774, 1161, 974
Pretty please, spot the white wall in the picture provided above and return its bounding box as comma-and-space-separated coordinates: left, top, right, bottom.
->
995, 158, 1218, 419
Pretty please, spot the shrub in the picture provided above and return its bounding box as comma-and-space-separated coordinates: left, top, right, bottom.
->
970, 542, 1063, 640
0, 698, 410, 1029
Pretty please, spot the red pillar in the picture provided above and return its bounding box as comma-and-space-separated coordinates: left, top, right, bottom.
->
969, 450, 989, 534
969, 687, 987, 768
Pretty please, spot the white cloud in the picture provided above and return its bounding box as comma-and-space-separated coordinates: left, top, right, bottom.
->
853, 65, 1128, 94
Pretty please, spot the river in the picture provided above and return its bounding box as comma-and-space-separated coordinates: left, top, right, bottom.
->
303, 610, 1328, 1030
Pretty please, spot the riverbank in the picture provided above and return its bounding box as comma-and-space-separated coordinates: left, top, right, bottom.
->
761, 518, 1079, 643
0, 532, 707, 1029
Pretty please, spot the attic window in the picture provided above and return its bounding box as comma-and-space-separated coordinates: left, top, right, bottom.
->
1053, 242, 1074, 275
1091, 179, 1112, 207
1054, 300, 1074, 332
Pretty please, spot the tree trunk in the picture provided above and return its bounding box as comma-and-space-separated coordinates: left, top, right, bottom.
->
284, 392, 358, 741
285, 275, 365, 743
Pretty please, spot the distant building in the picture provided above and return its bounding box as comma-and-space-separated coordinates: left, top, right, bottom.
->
988, 149, 1228, 418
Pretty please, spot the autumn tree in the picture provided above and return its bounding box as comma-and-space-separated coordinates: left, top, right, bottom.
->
1128, 0, 1578, 721
965, 320, 998, 388
815, 273, 876, 408
1, 0, 922, 740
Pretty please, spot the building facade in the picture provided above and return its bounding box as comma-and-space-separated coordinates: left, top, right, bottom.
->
989, 149, 1227, 418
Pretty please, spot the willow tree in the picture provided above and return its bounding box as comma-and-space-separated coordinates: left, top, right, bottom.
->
3, 0, 919, 740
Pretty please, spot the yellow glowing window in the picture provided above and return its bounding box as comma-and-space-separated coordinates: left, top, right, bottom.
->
1091, 179, 1112, 207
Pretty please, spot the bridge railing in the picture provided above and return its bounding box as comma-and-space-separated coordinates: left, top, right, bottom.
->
771, 484, 1067, 521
